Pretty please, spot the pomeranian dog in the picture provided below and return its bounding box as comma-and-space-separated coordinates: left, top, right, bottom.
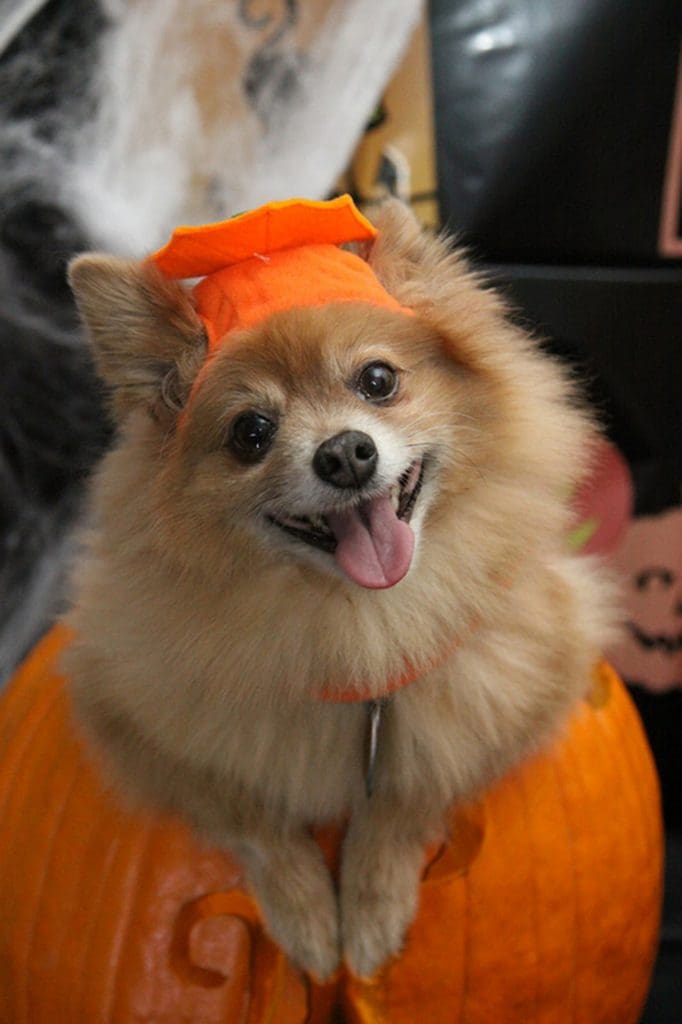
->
65, 200, 613, 981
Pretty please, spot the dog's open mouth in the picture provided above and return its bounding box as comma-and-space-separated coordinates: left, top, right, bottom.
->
268, 458, 425, 589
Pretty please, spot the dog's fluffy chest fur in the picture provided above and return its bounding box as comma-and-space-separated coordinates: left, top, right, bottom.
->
68, 480, 605, 832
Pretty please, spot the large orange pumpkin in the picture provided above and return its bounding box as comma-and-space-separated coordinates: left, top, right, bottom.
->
0, 627, 662, 1024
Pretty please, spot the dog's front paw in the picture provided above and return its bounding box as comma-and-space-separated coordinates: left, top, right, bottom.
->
265, 887, 340, 982
245, 839, 341, 981
341, 855, 421, 978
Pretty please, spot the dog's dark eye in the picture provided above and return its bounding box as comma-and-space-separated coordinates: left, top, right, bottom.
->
228, 412, 277, 462
356, 362, 398, 402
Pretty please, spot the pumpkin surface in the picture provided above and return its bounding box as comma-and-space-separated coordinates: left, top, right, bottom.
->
0, 628, 662, 1024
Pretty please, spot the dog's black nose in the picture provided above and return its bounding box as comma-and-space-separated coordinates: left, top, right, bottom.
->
313, 431, 378, 489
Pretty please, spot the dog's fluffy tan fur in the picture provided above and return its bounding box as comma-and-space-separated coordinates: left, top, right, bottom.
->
66, 202, 614, 979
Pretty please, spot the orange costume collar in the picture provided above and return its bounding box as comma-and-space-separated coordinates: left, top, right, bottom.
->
316, 635, 467, 704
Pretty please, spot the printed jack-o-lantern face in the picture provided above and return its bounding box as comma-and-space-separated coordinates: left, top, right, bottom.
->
610, 506, 682, 692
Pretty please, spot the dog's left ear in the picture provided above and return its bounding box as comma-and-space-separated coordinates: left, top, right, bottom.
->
368, 200, 513, 373
68, 255, 207, 423
367, 199, 451, 304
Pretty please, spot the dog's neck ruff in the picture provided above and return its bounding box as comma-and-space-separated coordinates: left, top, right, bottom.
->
315, 631, 466, 704
319, 638, 467, 800
317, 569, 513, 797
316, 567, 516, 704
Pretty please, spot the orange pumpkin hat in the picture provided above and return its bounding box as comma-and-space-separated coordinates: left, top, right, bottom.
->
151, 195, 410, 350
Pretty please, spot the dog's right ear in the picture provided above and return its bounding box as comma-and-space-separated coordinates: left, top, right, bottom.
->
68, 255, 207, 424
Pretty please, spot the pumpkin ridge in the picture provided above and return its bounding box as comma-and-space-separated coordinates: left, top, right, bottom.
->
73, 833, 123, 1023
527, 753, 579, 1021
102, 826, 155, 1022
517, 772, 542, 1023
608, 677, 663, 861
2, 676, 68, 1018
567, 711, 616, 1019
546, 757, 579, 1024
579, 697, 645, 1017
69, 780, 121, 1020
593, 686, 650, 866
458, 842, 473, 1020
0, 679, 62, 822
45, 756, 106, 1023
23, 759, 82, 1024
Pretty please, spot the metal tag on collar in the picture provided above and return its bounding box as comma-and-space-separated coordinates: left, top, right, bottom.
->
364, 697, 389, 798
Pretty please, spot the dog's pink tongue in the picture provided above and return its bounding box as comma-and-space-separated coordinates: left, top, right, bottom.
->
326, 496, 414, 589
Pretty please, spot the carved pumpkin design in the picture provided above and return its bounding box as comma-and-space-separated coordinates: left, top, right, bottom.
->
0, 629, 662, 1024
610, 506, 682, 692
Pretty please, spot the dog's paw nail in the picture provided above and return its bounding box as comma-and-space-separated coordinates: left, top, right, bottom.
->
263, 901, 340, 981
343, 917, 407, 979
345, 940, 399, 980
342, 885, 415, 980
289, 932, 340, 982
305, 955, 341, 984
